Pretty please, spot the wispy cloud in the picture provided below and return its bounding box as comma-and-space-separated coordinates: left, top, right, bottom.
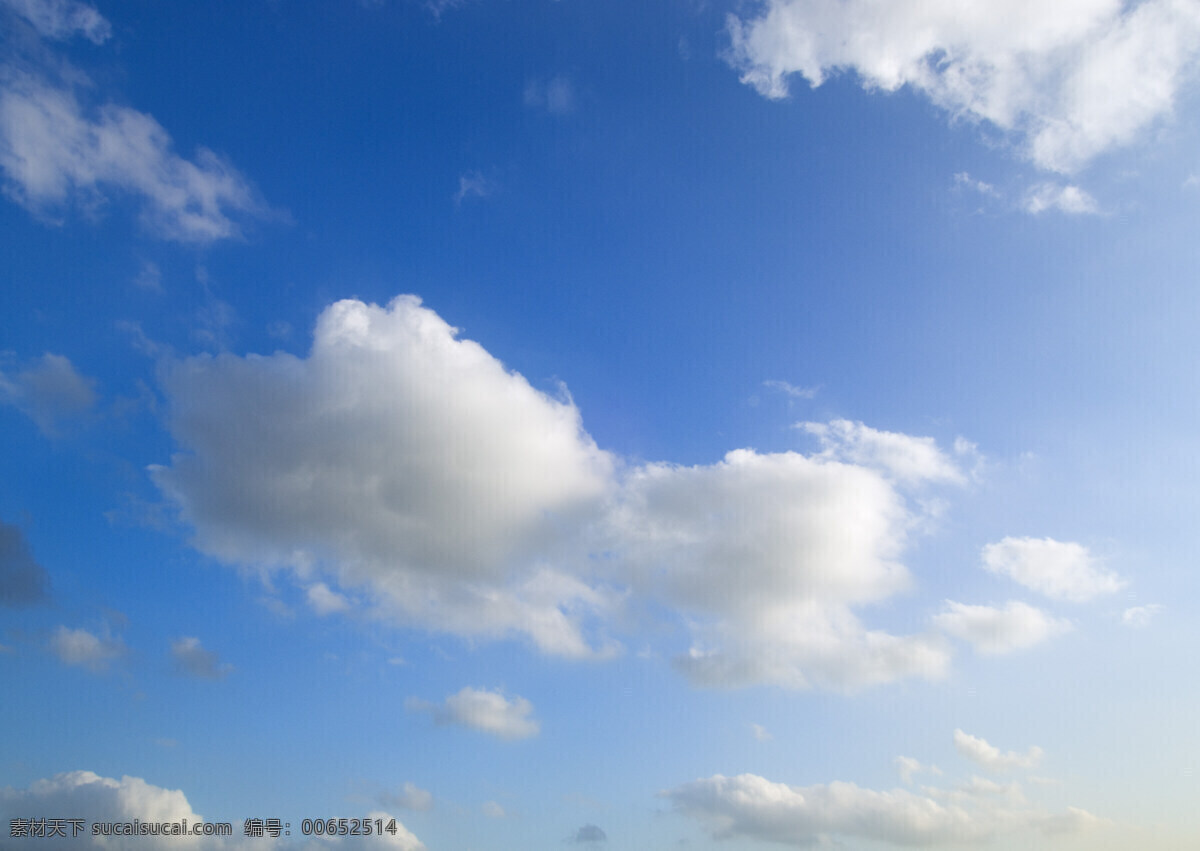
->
454, 170, 496, 204
0, 0, 276, 241
524, 75, 576, 114
763, 379, 818, 400
0, 0, 111, 43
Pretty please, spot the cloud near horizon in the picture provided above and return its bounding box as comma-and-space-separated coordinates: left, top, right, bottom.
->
663, 769, 1100, 847
0, 770, 425, 850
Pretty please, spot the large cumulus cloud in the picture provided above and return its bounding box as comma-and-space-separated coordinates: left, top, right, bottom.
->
154, 295, 974, 689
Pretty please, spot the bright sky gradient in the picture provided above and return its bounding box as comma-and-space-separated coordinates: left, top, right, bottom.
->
2, 1, 1199, 849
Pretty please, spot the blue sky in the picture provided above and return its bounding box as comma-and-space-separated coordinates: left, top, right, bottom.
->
2, 0, 1199, 848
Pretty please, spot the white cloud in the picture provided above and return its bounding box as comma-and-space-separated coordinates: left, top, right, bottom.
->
382, 782, 433, 813
608, 449, 951, 691
1025, 182, 1101, 214
0, 0, 111, 43
152, 295, 976, 691
481, 800, 505, 818
0, 68, 270, 242
0, 519, 50, 606
0, 771, 207, 850
954, 729, 1043, 772
800, 419, 966, 485
725, 0, 1200, 173
934, 600, 1071, 654
981, 537, 1125, 601
664, 771, 1098, 847
1121, 603, 1164, 627
0, 352, 96, 434
152, 296, 616, 658
306, 582, 351, 616
50, 625, 125, 672
170, 636, 232, 680
750, 723, 773, 742
407, 686, 540, 740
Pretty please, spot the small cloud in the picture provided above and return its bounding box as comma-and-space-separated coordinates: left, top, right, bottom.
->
750, 723, 773, 742
981, 537, 1124, 602
0, 353, 97, 435
763, 379, 818, 400
455, 170, 497, 204
934, 600, 1071, 654
382, 782, 433, 812
0, 520, 51, 607
1121, 604, 1163, 628
169, 636, 232, 679
153, 737, 178, 748
954, 729, 1043, 773
306, 582, 351, 616
571, 824, 607, 844
406, 686, 540, 740
482, 800, 506, 818
524, 76, 575, 114
50, 625, 125, 672
266, 320, 292, 340
1024, 183, 1100, 215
